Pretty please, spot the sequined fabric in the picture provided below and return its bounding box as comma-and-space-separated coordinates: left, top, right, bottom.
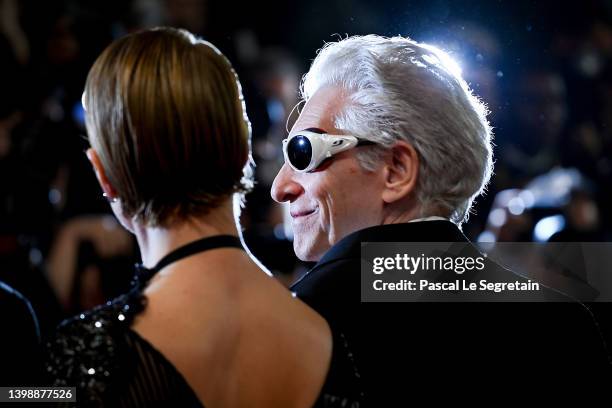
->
45, 284, 202, 407
314, 331, 363, 408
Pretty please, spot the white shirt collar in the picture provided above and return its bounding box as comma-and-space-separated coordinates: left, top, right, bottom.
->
407, 216, 449, 223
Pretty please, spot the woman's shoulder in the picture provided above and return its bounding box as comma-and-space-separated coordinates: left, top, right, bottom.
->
221, 278, 334, 407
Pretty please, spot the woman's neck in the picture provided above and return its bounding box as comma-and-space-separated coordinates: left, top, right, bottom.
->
133, 199, 239, 269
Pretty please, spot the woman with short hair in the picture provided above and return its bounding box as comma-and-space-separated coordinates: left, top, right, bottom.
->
46, 27, 331, 408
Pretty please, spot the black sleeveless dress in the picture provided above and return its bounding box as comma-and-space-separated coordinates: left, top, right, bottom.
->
45, 235, 246, 407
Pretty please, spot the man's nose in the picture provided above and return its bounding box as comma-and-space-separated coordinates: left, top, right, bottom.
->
271, 163, 304, 203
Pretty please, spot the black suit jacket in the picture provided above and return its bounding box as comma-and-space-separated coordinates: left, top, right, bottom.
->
292, 221, 611, 405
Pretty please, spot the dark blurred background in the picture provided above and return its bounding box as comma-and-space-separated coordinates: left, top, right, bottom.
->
1, 0, 612, 335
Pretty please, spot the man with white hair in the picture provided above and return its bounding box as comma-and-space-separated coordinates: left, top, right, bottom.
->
271, 35, 609, 403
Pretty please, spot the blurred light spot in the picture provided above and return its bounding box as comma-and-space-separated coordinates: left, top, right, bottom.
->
519, 190, 535, 208
496, 189, 518, 207
49, 188, 62, 205
72, 101, 86, 127
534, 215, 566, 242
496, 70, 504, 78
88, 368, 95, 375
29, 248, 43, 266
422, 46, 463, 78
477, 230, 496, 243
102, 216, 117, 231
578, 51, 602, 77
552, 172, 573, 191
46, 101, 64, 122
507, 197, 525, 215
476, 53, 484, 62
273, 224, 286, 240
488, 208, 507, 227
440, 53, 463, 78
266, 99, 285, 123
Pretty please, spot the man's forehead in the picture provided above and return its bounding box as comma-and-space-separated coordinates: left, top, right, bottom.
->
289, 85, 346, 136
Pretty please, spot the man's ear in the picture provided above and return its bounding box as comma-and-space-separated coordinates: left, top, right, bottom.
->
86, 148, 117, 200
381, 141, 419, 204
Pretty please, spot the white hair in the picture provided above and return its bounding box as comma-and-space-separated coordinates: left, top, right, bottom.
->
301, 35, 493, 224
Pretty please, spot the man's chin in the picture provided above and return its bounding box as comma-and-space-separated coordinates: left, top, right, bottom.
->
293, 239, 324, 263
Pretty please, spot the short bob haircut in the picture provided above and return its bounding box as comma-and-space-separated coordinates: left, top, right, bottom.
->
301, 35, 493, 224
84, 27, 252, 227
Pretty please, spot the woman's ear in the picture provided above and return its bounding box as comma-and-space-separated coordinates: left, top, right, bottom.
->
381, 141, 419, 204
86, 148, 117, 200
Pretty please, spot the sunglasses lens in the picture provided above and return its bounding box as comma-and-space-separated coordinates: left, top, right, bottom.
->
287, 135, 312, 170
